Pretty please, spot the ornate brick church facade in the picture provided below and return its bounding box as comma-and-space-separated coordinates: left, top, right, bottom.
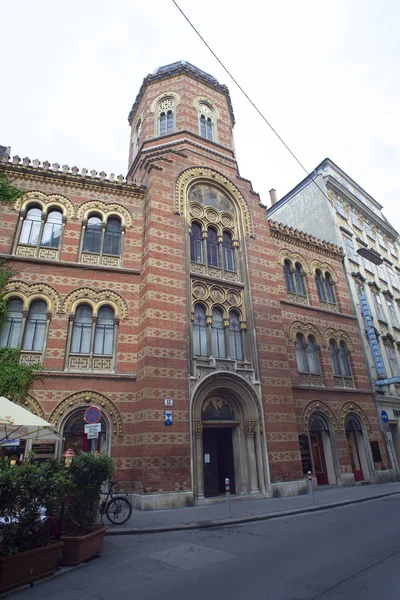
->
0, 61, 393, 509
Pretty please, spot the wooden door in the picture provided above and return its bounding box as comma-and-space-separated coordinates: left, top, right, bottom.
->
310, 432, 328, 485
347, 432, 364, 482
203, 428, 219, 497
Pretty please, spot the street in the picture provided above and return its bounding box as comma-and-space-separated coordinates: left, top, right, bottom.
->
10, 494, 400, 600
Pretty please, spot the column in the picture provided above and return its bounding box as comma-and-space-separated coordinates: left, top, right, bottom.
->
194, 420, 204, 499
244, 420, 259, 493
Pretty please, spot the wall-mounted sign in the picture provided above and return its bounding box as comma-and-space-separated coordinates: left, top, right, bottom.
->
359, 294, 386, 378
84, 423, 101, 434
375, 376, 400, 386
204, 454, 210, 463
85, 424, 100, 439
84, 406, 101, 424
381, 410, 389, 424
32, 443, 56, 455
164, 399, 173, 407
165, 411, 172, 426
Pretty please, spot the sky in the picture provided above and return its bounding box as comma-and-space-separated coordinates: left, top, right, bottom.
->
1, 0, 399, 230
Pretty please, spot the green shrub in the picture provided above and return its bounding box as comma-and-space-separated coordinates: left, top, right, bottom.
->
66, 452, 114, 534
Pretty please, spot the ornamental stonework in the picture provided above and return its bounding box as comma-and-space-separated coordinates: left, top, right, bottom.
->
14, 190, 75, 219
4, 280, 62, 313
192, 280, 245, 319
62, 287, 128, 319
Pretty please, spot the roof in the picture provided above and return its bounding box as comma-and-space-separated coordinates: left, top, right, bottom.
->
128, 60, 235, 126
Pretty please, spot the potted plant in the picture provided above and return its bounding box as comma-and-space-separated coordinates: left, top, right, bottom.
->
60, 452, 114, 566
0, 457, 66, 593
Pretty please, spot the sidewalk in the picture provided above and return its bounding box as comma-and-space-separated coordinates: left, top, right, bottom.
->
105, 481, 400, 535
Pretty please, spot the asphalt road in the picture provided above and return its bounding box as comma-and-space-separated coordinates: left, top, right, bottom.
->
10, 494, 400, 600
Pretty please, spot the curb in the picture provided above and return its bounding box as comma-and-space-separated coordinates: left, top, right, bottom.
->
105, 490, 400, 536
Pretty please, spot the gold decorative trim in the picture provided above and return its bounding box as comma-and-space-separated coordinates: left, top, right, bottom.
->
18, 394, 45, 419
322, 328, 353, 351
76, 201, 133, 227
278, 249, 309, 274
175, 167, 253, 237
150, 90, 180, 113
302, 400, 338, 434
3, 280, 62, 312
288, 321, 323, 345
310, 260, 338, 283
62, 288, 128, 319
14, 190, 75, 219
340, 402, 371, 434
50, 391, 123, 436
192, 280, 244, 319
192, 96, 220, 119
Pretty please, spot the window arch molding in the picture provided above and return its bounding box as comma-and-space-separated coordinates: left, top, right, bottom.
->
310, 261, 338, 284
76, 201, 132, 228
302, 400, 338, 435
62, 287, 128, 320
288, 321, 323, 346
278, 250, 310, 274
339, 403, 371, 434
2, 280, 61, 313
150, 91, 180, 137
14, 191, 75, 219
175, 168, 253, 237
322, 328, 353, 351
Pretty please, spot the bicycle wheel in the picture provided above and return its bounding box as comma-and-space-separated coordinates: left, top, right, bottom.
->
105, 496, 132, 525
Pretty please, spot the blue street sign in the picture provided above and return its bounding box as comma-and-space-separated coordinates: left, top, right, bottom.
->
359, 295, 386, 378
375, 376, 400, 386
381, 410, 389, 424
165, 411, 172, 426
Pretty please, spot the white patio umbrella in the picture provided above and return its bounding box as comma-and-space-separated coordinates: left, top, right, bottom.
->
0, 396, 63, 444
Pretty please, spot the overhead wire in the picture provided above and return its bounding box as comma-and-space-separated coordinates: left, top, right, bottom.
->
171, 0, 370, 246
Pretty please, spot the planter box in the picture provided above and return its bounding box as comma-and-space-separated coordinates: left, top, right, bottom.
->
0, 541, 63, 594
61, 525, 107, 566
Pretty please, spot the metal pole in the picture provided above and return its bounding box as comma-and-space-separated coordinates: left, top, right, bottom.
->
307, 471, 315, 505
225, 477, 232, 518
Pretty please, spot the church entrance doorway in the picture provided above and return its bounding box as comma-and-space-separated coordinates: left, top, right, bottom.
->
202, 427, 235, 497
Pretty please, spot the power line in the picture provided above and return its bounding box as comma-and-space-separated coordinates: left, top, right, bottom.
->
171, 0, 368, 245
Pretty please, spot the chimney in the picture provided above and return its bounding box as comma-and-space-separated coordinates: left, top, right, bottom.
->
269, 188, 277, 206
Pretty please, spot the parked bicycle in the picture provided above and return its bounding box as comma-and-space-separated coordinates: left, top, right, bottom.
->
100, 479, 132, 525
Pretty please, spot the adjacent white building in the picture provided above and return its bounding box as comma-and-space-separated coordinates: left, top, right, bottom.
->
268, 158, 400, 475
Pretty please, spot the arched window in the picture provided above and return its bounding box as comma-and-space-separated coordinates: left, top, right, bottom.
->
190, 223, 204, 263
21, 300, 47, 351
207, 227, 220, 268
83, 215, 102, 254
41, 210, 63, 248
211, 308, 226, 358
306, 336, 320, 373
284, 260, 295, 293
339, 341, 351, 377
229, 311, 243, 360
94, 306, 115, 355
316, 270, 336, 304
325, 273, 336, 303
70, 304, 93, 354
222, 232, 236, 272
193, 304, 208, 356
198, 103, 214, 140
103, 217, 121, 256
135, 119, 141, 152
158, 97, 175, 136
294, 263, 306, 296
295, 333, 308, 372
0, 299, 23, 348
19, 206, 42, 245
315, 270, 326, 301
329, 339, 341, 375
295, 333, 320, 376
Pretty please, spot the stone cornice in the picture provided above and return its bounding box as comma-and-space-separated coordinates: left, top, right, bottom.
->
292, 385, 373, 395
0, 253, 141, 276
280, 299, 357, 320
40, 370, 137, 380
0, 162, 145, 198
269, 220, 344, 260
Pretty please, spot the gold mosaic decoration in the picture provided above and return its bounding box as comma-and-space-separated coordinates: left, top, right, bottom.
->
76, 200, 133, 227
322, 328, 353, 351
175, 167, 253, 237
18, 395, 45, 419
339, 402, 371, 434
277, 249, 310, 274
62, 288, 128, 319
302, 400, 338, 434
14, 190, 75, 219
309, 260, 338, 283
288, 321, 323, 346
192, 280, 245, 320
3, 280, 62, 313
50, 391, 123, 436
